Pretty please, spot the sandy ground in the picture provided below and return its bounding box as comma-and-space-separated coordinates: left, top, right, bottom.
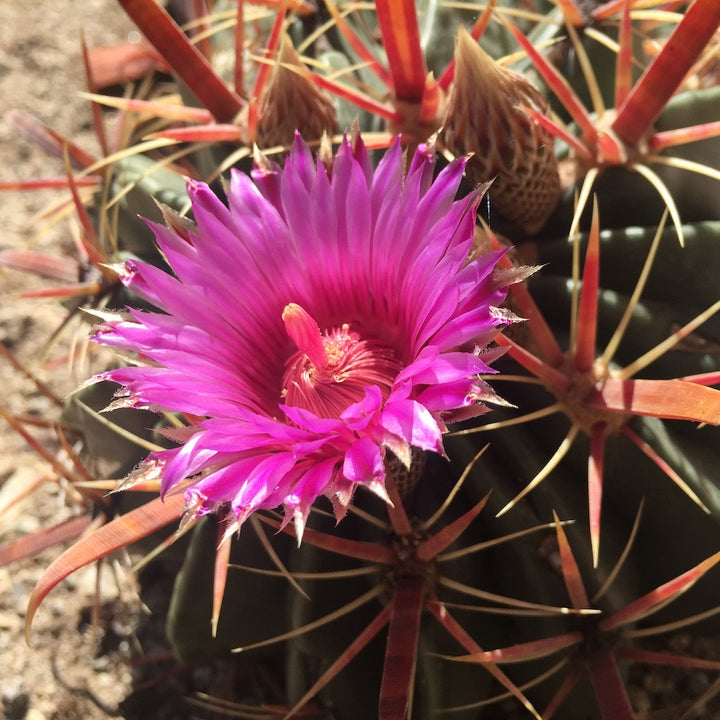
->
1, 3, 140, 718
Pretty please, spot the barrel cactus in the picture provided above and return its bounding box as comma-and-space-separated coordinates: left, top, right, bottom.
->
3, 1, 720, 718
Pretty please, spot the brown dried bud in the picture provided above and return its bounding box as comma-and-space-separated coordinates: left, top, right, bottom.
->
239, 33, 337, 149
441, 27, 562, 233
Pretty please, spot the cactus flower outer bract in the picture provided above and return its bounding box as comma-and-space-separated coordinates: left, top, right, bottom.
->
92, 133, 518, 538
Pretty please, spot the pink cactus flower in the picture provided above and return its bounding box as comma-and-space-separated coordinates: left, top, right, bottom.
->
93, 133, 518, 538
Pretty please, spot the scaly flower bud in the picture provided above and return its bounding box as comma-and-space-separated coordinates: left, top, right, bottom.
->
442, 27, 562, 233
240, 32, 337, 147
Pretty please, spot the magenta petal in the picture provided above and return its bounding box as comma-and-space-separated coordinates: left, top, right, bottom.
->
161, 432, 219, 492
343, 435, 385, 486
350, 133, 373, 185
285, 457, 340, 520
370, 137, 404, 223
281, 404, 346, 435
184, 457, 264, 515
340, 386, 383, 432
406, 140, 438, 197
249, 158, 283, 212
415, 380, 479, 414
406, 351, 494, 386
283, 132, 316, 195
380, 398, 444, 455
230, 452, 297, 517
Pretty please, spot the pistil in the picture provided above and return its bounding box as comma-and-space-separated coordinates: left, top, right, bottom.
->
282, 302, 329, 369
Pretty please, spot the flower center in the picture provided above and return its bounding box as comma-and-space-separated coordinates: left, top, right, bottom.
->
281, 303, 403, 418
